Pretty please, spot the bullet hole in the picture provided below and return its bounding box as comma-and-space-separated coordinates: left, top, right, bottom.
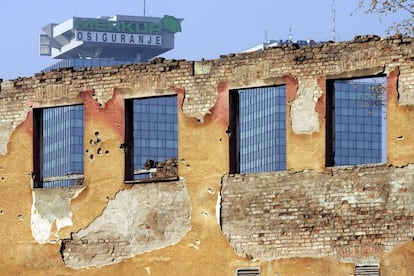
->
105, 150, 110, 155
95, 131, 101, 143
17, 214, 24, 220
187, 164, 190, 167
195, 239, 201, 246
397, 135, 404, 140
201, 211, 208, 217
90, 154, 94, 160
0, 210, 4, 215
85, 149, 89, 153
207, 187, 215, 195
219, 138, 222, 141
1, 177, 4, 181
97, 148, 102, 155
89, 139, 94, 145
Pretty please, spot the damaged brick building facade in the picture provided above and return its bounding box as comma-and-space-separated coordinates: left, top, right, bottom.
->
0, 35, 413, 275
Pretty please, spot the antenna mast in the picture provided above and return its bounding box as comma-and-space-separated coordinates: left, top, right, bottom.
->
331, 0, 336, 41
143, 0, 146, 16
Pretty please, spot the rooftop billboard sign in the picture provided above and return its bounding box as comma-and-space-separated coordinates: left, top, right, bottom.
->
40, 15, 182, 60
74, 15, 181, 46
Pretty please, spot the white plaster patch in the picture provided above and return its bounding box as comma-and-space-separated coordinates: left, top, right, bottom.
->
216, 190, 221, 226
290, 78, 323, 134
341, 195, 357, 205
62, 180, 191, 269
397, 65, 414, 105
30, 207, 54, 244
30, 188, 84, 244
390, 164, 414, 211
0, 128, 12, 156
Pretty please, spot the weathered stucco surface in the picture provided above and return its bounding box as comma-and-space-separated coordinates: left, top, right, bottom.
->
0, 36, 413, 275
62, 180, 191, 269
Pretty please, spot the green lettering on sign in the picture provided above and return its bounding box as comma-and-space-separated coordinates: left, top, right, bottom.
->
75, 18, 94, 31
95, 19, 107, 32
74, 15, 181, 34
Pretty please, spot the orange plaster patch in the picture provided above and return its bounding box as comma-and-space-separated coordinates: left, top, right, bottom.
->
16, 110, 33, 135
284, 75, 298, 103
80, 89, 124, 138
387, 67, 399, 104
209, 82, 229, 127
176, 87, 185, 114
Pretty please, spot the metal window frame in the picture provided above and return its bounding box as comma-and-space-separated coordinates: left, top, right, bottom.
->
124, 96, 179, 184
32, 105, 84, 189
325, 75, 385, 167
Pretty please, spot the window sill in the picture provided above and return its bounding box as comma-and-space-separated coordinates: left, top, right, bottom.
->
31, 173, 84, 189
124, 176, 179, 184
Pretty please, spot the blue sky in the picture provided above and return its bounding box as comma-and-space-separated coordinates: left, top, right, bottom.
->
0, 0, 408, 80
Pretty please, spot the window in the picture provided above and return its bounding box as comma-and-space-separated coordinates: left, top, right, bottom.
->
33, 105, 84, 188
326, 77, 386, 166
124, 95, 178, 182
230, 86, 286, 174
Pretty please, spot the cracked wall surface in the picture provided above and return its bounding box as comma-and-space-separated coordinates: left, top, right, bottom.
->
62, 180, 191, 269
0, 35, 412, 275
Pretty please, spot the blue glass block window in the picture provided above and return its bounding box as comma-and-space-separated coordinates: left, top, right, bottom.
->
332, 78, 386, 166
41, 105, 84, 188
236, 86, 286, 173
129, 95, 178, 180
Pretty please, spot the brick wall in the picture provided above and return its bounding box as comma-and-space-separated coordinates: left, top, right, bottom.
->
221, 164, 414, 263
1, 36, 412, 126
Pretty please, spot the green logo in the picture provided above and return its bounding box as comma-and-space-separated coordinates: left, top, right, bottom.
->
161, 15, 182, 33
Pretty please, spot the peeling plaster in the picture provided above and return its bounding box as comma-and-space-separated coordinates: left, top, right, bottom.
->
90, 88, 115, 108
0, 128, 12, 155
194, 61, 212, 75
290, 78, 323, 134
0, 104, 31, 156
397, 65, 414, 105
390, 164, 414, 211
62, 180, 191, 269
31, 187, 84, 243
